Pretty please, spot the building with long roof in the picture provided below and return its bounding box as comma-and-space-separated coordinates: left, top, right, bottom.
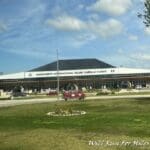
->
0, 58, 150, 90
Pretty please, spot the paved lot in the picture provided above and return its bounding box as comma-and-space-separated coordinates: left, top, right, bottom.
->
0, 95, 150, 108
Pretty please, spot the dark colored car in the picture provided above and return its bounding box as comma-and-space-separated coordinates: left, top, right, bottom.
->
63, 90, 85, 101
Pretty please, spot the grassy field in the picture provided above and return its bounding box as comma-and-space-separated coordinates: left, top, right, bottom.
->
0, 98, 150, 150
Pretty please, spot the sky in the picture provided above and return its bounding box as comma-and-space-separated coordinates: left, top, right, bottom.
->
0, 0, 150, 74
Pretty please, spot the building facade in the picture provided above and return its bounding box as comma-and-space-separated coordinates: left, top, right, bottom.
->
0, 59, 150, 91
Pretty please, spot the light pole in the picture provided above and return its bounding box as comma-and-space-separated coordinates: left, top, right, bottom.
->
56, 49, 60, 100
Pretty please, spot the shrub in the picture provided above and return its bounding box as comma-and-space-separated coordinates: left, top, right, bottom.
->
68, 107, 73, 114
111, 90, 115, 95
55, 107, 62, 114
96, 90, 109, 96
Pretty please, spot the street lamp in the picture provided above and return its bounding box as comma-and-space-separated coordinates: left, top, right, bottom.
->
56, 49, 60, 100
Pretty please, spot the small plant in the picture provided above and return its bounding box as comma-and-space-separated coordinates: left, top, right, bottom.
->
68, 107, 73, 114
54, 105, 74, 115
47, 105, 86, 116
55, 107, 62, 114
111, 90, 115, 95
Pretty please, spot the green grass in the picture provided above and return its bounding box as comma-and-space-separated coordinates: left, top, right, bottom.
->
0, 98, 150, 150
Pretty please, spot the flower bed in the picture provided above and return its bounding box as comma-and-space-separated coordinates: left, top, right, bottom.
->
47, 109, 86, 116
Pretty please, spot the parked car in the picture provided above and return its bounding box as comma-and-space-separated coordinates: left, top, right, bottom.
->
63, 90, 85, 101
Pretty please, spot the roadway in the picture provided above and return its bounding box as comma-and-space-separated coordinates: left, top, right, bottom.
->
0, 95, 150, 108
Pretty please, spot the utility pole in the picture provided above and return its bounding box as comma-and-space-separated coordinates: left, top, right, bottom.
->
56, 49, 60, 100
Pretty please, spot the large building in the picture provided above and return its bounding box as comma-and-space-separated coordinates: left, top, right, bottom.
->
0, 58, 150, 91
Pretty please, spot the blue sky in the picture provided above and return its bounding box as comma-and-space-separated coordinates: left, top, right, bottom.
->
0, 0, 150, 73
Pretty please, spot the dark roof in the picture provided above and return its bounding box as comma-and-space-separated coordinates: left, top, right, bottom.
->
30, 58, 115, 71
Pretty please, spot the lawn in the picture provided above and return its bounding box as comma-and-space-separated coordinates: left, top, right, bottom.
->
0, 98, 150, 150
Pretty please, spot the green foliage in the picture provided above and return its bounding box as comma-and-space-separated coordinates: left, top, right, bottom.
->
138, 0, 150, 27
54, 105, 73, 115
111, 90, 115, 95
68, 107, 73, 114
55, 107, 62, 114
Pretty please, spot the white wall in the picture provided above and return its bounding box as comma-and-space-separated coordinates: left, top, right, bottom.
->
0, 67, 150, 80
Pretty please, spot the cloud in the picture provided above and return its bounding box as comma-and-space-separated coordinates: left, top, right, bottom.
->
89, 0, 132, 16
4, 0, 47, 30
46, 15, 124, 38
88, 19, 123, 38
111, 47, 150, 68
117, 47, 150, 68
75, 34, 96, 42
120, 47, 150, 62
0, 22, 7, 32
46, 15, 86, 31
78, 4, 84, 10
7, 48, 52, 60
144, 27, 150, 35
128, 35, 138, 41
130, 53, 150, 61
70, 33, 97, 47
87, 13, 100, 21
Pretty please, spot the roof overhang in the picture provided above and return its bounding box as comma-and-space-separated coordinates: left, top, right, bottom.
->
0, 67, 150, 80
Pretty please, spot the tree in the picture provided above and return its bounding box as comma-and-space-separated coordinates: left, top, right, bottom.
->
138, 0, 150, 27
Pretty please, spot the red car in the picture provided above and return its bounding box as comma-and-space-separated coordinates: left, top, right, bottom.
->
63, 90, 85, 101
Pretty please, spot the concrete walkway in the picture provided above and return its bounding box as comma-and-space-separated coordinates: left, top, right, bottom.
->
0, 95, 150, 108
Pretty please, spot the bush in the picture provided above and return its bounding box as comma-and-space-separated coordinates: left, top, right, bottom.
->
55, 107, 62, 114
111, 90, 115, 95
68, 107, 73, 114
96, 90, 109, 96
